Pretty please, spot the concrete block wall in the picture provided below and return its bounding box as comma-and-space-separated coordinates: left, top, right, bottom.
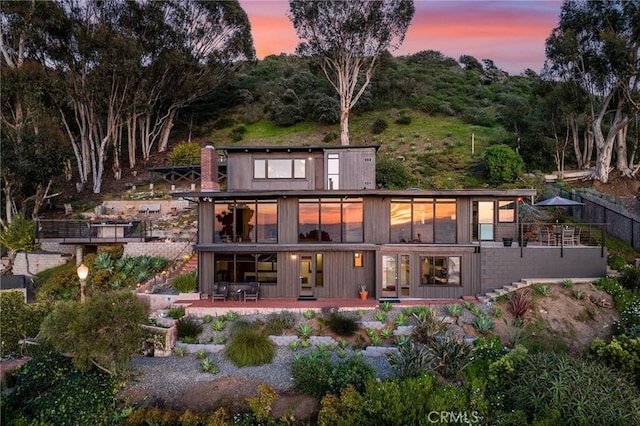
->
13, 251, 72, 276
480, 246, 608, 294
124, 241, 193, 260
39, 242, 79, 256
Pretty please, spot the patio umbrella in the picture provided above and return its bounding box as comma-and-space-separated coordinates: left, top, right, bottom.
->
533, 196, 584, 207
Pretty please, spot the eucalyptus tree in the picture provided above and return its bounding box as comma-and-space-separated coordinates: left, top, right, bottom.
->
288, 0, 414, 146
544, 0, 640, 182
0, 0, 67, 222
51, 0, 254, 193
126, 0, 255, 164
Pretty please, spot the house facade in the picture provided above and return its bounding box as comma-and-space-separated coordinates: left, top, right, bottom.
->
183, 144, 607, 300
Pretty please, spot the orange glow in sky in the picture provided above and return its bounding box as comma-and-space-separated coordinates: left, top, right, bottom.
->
239, 0, 563, 75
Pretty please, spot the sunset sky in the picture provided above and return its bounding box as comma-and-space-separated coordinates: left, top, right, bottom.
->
238, 0, 564, 75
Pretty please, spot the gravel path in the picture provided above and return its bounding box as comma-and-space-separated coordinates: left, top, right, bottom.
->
127, 346, 394, 398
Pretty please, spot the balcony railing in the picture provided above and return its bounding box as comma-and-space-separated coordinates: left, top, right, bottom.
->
36, 219, 151, 243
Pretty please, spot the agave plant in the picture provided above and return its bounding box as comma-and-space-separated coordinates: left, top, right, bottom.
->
379, 301, 393, 312
303, 309, 316, 319
370, 335, 383, 346
445, 304, 463, 317
150, 256, 167, 272
374, 311, 388, 322
200, 357, 214, 372
394, 313, 409, 326
472, 315, 495, 334
288, 340, 301, 351
224, 311, 239, 321
394, 335, 411, 347
296, 323, 314, 339
137, 255, 153, 269
174, 346, 187, 357
93, 252, 114, 273
211, 319, 226, 332
380, 327, 395, 339
195, 349, 207, 359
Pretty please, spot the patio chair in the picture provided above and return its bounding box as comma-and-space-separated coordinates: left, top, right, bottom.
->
212, 282, 228, 302
562, 228, 576, 246
538, 227, 556, 245
244, 282, 260, 302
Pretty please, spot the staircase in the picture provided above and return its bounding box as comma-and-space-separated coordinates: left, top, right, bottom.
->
477, 277, 600, 304
177, 253, 198, 274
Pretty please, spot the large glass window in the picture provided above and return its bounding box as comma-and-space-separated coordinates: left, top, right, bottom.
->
214, 199, 277, 243
420, 256, 461, 286
390, 198, 457, 243
215, 253, 277, 284
253, 159, 306, 179
498, 200, 515, 222
298, 198, 363, 242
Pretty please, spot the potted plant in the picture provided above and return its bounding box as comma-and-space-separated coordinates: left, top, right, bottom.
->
502, 235, 513, 247
359, 283, 368, 300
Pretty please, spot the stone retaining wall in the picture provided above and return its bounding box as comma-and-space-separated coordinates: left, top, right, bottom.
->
13, 251, 72, 276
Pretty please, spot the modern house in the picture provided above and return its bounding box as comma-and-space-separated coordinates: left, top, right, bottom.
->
181, 144, 607, 301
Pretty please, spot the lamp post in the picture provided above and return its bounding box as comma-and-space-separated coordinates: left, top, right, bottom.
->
76, 263, 89, 303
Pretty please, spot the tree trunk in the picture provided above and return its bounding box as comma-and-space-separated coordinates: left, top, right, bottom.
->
157, 108, 177, 152
340, 108, 350, 146
616, 125, 632, 176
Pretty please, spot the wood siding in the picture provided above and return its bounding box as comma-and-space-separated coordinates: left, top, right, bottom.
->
227, 152, 323, 191
278, 198, 299, 244
364, 196, 390, 243
327, 148, 376, 190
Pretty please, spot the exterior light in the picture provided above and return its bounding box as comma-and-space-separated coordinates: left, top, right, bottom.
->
76, 263, 89, 303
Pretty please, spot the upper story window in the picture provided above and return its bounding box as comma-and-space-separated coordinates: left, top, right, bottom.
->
214, 199, 277, 243
327, 153, 339, 189
390, 198, 457, 244
299, 197, 363, 243
254, 159, 306, 179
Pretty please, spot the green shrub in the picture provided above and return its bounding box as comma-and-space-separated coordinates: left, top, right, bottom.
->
386, 340, 434, 378
445, 303, 463, 317
324, 311, 359, 337
168, 142, 200, 165
225, 329, 275, 367
395, 113, 412, 125
0, 291, 51, 357
171, 271, 197, 293
291, 350, 334, 398
497, 351, 640, 424
483, 144, 524, 186
619, 265, 640, 291
264, 310, 297, 335
617, 301, 640, 337
0, 214, 40, 252
229, 125, 247, 142
608, 254, 628, 270
166, 305, 185, 319
317, 384, 366, 426
591, 336, 640, 385
376, 156, 411, 189
371, 118, 388, 134
39, 291, 149, 376
176, 316, 203, 340
35, 265, 80, 301
359, 374, 437, 424
3, 351, 118, 425
329, 353, 375, 395
229, 318, 257, 336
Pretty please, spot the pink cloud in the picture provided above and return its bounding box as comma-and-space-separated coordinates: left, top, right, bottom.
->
239, 0, 562, 74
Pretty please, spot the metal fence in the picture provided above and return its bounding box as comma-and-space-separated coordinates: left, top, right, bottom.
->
556, 188, 640, 251
36, 219, 151, 242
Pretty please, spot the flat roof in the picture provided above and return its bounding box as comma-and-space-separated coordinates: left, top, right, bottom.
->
173, 188, 537, 199
216, 145, 380, 153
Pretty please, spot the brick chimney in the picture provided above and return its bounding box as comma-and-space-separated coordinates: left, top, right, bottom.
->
201, 144, 220, 191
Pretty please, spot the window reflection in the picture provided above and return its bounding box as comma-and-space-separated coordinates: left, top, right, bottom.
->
214, 199, 277, 243
215, 253, 277, 284
253, 159, 306, 179
298, 198, 363, 243
390, 198, 457, 243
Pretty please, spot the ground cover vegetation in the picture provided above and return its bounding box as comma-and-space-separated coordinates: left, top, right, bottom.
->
2, 269, 640, 424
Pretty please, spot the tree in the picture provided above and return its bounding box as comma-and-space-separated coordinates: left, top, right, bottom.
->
483, 144, 524, 186
544, 0, 640, 182
39, 290, 149, 376
0, 0, 68, 222
288, 0, 414, 145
